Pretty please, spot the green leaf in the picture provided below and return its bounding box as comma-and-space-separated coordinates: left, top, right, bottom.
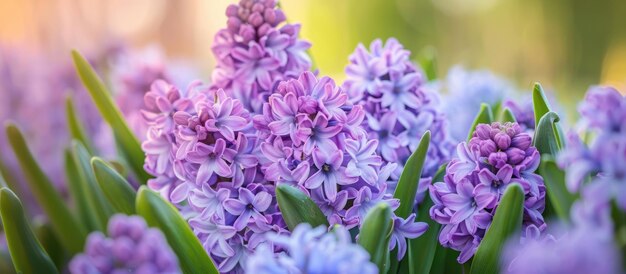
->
358, 203, 394, 273
5, 123, 86, 253
92, 157, 137, 215
66, 96, 95, 155
33, 220, 66, 269
71, 141, 115, 231
71, 51, 150, 184
532, 83, 551, 130
470, 183, 524, 274
405, 163, 447, 274
394, 131, 430, 219
467, 103, 494, 141
275, 184, 329, 231
533, 112, 561, 156
539, 155, 576, 221
64, 149, 100, 232
136, 186, 218, 274
407, 193, 439, 274
0, 188, 59, 274
501, 107, 517, 123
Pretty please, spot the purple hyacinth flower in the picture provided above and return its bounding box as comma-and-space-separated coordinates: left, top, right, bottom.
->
343, 38, 454, 182
210, 0, 311, 114
389, 214, 428, 260
304, 149, 357, 201
224, 188, 272, 231
345, 136, 382, 185
186, 139, 233, 185
247, 224, 378, 274
430, 122, 546, 263
69, 214, 181, 274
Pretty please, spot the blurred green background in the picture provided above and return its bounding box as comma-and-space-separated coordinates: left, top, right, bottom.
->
1, 0, 625, 104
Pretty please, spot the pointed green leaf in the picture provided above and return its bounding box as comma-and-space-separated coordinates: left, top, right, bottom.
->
470, 183, 524, 274
92, 157, 136, 215
0, 157, 22, 202
394, 131, 430, 219
533, 112, 561, 156
358, 203, 394, 273
71, 51, 150, 184
405, 163, 447, 274
5, 123, 86, 253
539, 155, 576, 221
501, 107, 517, 123
532, 83, 551, 130
276, 184, 329, 231
136, 186, 218, 274
66, 96, 95, 155
0, 188, 59, 274
467, 103, 494, 141
64, 149, 100, 232
71, 141, 115, 231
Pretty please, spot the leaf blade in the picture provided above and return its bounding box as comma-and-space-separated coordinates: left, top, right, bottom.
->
0, 188, 59, 274
393, 131, 430, 219
470, 183, 524, 274
5, 123, 86, 253
71, 51, 150, 184
539, 156, 576, 221
135, 186, 218, 274
406, 163, 447, 274
358, 203, 394, 274
533, 112, 561, 156
275, 184, 329, 231
92, 157, 137, 215
532, 83, 551, 130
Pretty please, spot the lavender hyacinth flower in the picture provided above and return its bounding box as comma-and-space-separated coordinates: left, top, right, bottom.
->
141, 81, 284, 272
69, 214, 180, 274
211, 0, 312, 113
430, 122, 546, 263
254, 71, 426, 258
558, 86, 626, 210
246, 224, 378, 274
343, 38, 453, 184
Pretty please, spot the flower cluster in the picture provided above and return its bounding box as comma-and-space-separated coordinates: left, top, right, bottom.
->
440, 66, 513, 141
69, 214, 180, 274
254, 71, 427, 259
502, 193, 621, 274
429, 122, 546, 263
558, 86, 626, 209
211, 0, 312, 114
343, 38, 453, 183
246, 224, 378, 274
142, 81, 285, 272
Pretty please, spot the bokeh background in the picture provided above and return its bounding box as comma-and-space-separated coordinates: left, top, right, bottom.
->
1, 0, 626, 108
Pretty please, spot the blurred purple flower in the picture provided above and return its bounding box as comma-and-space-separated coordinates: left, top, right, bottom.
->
69, 214, 180, 274
558, 86, 626, 210
440, 66, 513, 142
430, 122, 546, 263
211, 0, 311, 114
246, 224, 378, 274
343, 38, 454, 187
